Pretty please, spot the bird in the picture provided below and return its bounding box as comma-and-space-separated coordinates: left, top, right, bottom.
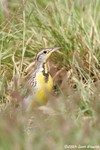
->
24, 47, 60, 111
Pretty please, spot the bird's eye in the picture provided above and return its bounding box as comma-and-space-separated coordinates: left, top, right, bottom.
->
43, 50, 47, 54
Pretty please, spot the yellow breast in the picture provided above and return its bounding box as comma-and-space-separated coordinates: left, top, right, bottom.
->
33, 72, 53, 106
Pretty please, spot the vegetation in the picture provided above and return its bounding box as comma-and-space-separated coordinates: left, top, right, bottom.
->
0, 0, 100, 149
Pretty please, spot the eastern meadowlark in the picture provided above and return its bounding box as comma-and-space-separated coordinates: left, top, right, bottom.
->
24, 47, 60, 110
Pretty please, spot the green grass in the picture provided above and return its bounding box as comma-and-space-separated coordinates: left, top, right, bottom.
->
0, 0, 100, 149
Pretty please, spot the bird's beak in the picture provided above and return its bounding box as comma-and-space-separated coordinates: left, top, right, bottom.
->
49, 47, 61, 54
46, 47, 61, 61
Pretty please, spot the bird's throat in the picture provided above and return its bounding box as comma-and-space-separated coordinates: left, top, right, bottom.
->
42, 63, 49, 82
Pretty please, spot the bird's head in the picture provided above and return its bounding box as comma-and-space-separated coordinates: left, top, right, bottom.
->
36, 47, 60, 64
